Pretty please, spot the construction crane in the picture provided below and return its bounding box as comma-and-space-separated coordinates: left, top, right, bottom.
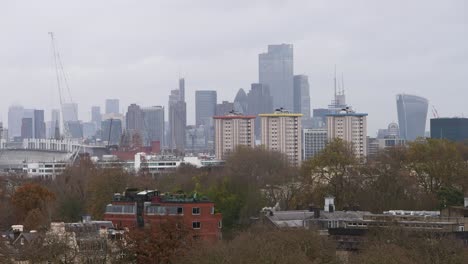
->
431, 105, 440, 118
49, 32, 75, 140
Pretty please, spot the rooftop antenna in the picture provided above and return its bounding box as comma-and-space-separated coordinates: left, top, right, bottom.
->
334, 65, 337, 98
341, 73, 345, 95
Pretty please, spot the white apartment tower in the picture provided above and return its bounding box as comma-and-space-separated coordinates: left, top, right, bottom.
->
260, 109, 302, 166
214, 113, 256, 160
326, 108, 368, 159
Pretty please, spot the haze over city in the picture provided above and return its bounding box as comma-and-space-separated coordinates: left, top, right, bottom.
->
1, 0, 466, 134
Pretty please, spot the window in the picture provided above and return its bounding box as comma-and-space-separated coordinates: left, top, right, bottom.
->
211, 207, 215, 214
192, 221, 201, 229
218, 221, 222, 228
192, 207, 200, 215
177, 207, 183, 214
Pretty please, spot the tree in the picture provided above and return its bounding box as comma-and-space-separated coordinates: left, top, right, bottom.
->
123, 217, 194, 264
301, 139, 360, 207
11, 183, 55, 226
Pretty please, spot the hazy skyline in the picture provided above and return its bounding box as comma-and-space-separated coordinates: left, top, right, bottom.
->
0, 0, 466, 135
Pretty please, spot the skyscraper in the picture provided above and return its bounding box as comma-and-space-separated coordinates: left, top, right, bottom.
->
396, 94, 429, 141
102, 118, 122, 145
247, 83, 273, 139
259, 44, 294, 110
126, 104, 144, 137
62, 103, 78, 122
105, 99, 120, 114
91, 106, 102, 130
33, 110, 46, 139
233, 88, 248, 114
327, 108, 368, 159
21, 118, 33, 139
214, 113, 255, 160
8, 105, 24, 140
142, 106, 165, 147
260, 109, 302, 166
169, 78, 187, 152
195, 90, 217, 127
293, 75, 311, 118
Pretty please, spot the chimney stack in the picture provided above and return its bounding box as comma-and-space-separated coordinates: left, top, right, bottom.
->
324, 196, 335, 213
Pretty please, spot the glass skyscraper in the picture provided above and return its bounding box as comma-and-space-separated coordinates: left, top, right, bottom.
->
396, 94, 429, 141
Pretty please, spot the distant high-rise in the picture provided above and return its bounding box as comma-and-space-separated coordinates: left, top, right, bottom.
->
126, 104, 144, 132
105, 99, 120, 114
62, 103, 78, 122
91, 106, 102, 130
169, 78, 187, 152
259, 44, 294, 110
21, 118, 33, 139
247, 83, 273, 138
215, 101, 234, 116
233, 88, 248, 114
195, 90, 217, 127
82, 122, 96, 139
66, 121, 83, 139
185, 125, 208, 153
214, 113, 255, 160
33, 110, 46, 139
260, 109, 302, 166
303, 128, 327, 160
8, 105, 24, 139
327, 108, 368, 159
142, 106, 165, 147
431, 118, 468, 142
293, 75, 311, 118
396, 94, 429, 141
102, 118, 122, 145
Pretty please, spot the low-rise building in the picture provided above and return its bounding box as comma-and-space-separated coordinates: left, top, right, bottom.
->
104, 189, 222, 242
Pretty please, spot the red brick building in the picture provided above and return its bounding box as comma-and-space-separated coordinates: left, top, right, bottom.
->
104, 188, 222, 242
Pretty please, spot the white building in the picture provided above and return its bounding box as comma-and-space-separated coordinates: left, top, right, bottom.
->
327, 108, 368, 159
213, 113, 255, 160
260, 109, 302, 166
302, 128, 327, 160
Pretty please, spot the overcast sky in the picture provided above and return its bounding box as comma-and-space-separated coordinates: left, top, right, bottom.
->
0, 0, 466, 135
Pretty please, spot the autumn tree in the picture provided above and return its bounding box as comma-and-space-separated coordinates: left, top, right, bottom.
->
122, 217, 194, 264
11, 183, 55, 229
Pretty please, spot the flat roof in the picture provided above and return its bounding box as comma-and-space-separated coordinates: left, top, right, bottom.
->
259, 113, 303, 117
326, 113, 368, 117
213, 115, 256, 119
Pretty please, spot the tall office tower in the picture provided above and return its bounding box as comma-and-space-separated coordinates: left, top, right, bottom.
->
102, 118, 122, 145
91, 106, 102, 130
126, 103, 144, 135
327, 108, 368, 159
33, 110, 46, 139
260, 109, 302, 166
66, 121, 83, 139
431, 118, 468, 142
0, 122, 8, 142
21, 118, 33, 139
396, 94, 429, 141
142, 106, 165, 147
214, 113, 255, 160
195, 90, 217, 127
62, 103, 78, 122
233, 88, 248, 114
215, 101, 234, 116
8, 105, 24, 140
247, 83, 274, 139
259, 44, 294, 110
302, 128, 327, 160
105, 99, 120, 114
293, 75, 311, 118
169, 79, 187, 152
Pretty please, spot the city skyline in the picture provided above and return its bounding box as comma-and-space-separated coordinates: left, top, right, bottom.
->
0, 1, 466, 135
